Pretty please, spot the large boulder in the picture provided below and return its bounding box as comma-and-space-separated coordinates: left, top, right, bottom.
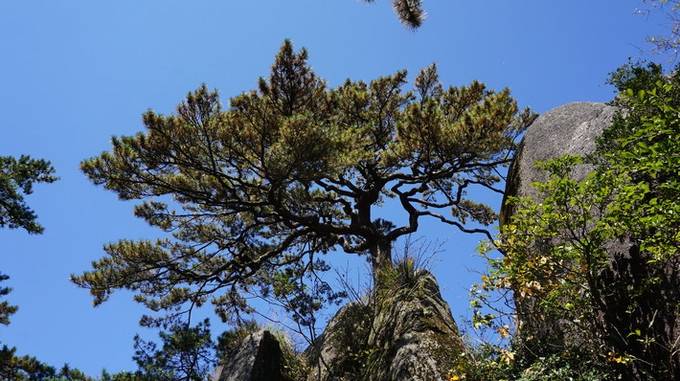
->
500, 102, 617, 352
500, 102, 616, 223
213, 329, 302, 381
306, 269, 464, 381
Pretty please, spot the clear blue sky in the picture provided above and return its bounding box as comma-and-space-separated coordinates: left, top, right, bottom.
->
0, 0, 668, 376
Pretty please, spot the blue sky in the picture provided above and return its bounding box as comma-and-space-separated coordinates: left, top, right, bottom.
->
0, 0, 668, 376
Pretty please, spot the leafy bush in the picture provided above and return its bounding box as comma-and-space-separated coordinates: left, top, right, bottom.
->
470, 62, 680, 380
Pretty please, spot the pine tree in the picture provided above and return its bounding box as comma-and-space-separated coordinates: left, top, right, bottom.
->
0, 154, 56, 325
0, 345, 93, 381
0, 273, 17, 325
73, 41, 534, 322
1, 155, 60, 376
0, 155, 56, 234
131, 319, 215, 381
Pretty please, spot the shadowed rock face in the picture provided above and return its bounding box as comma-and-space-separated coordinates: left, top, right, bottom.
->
306, 271, 464, 381
213, 330, 288, 381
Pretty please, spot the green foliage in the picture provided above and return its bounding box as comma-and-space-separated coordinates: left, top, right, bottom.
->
2, 324, 217, 381
0, 155, 60, 376
446, 343, 610, 381
0, 272, 17, 325
374, 254, 420, 292
315, 301, 374, 380
363, 0, 425, 28
0, 346, 57, 381
447, 343, 511, 381
98, 370, 140, 381
267, 328, 308, 381
0, 345, 93, 381
514, 354, 611, 381
603, 63, 680, 263
607, 62, 664, 95
0, 155, 57, 234
0, 155, 56, 325
97, 318, 220, 381
473, 63, 680, 379
215, 319, 259, 362
260, 254, 346, 340
130, 318, 215, 381
74, 40, 533, 326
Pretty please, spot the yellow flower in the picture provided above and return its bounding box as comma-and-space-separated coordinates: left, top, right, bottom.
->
497, 325, 511, 338
500, 349, 516, 365
607, 351, 632, 364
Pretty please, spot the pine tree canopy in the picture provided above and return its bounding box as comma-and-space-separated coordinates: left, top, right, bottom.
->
0, 155, 56, 234
73, 40, 534, 321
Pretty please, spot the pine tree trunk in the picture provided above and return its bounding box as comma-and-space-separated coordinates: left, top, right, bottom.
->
370, 240, 393, 283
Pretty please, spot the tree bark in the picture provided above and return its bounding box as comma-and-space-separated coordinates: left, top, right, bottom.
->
370, 239, 393, 283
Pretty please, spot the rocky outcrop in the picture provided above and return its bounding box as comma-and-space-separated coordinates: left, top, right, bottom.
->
366, 271, 464, 381
306, 269, 464, 381
213, 269, 463, 381
213, 329, 301, 381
